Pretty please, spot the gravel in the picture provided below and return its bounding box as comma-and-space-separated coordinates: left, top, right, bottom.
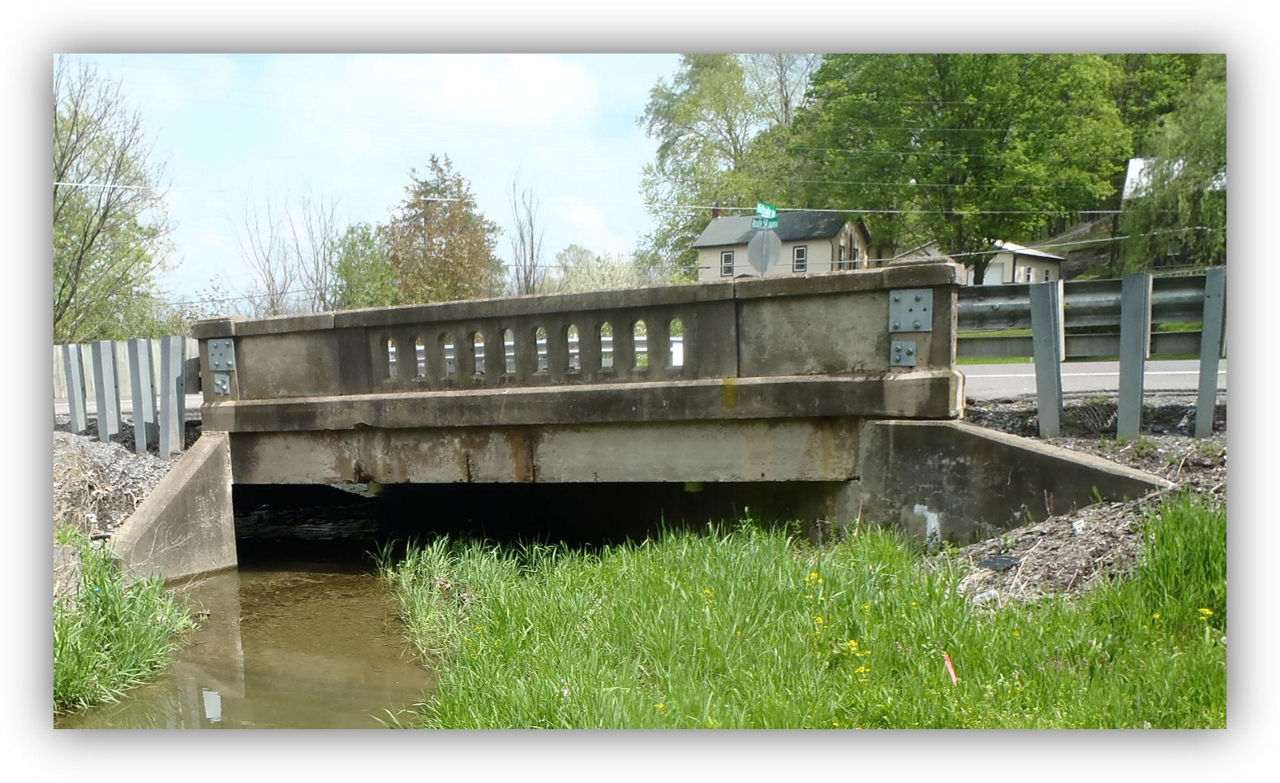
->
52, 415, 202, 542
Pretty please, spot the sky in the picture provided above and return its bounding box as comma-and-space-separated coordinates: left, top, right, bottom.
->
68, 53, 684, 309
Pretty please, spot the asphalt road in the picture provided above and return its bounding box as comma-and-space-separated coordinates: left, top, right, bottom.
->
961, 358, 1227, 399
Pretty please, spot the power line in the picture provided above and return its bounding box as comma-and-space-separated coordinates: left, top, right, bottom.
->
650, 202, 1122, 217
54, 181, 167, 192
788, 178, 1106, 191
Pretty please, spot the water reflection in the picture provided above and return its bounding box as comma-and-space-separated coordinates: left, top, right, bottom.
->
56, 567, 432, 729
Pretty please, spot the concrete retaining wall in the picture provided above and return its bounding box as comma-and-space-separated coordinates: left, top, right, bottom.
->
109, 432, 237, 583
858, 420, 1174, 544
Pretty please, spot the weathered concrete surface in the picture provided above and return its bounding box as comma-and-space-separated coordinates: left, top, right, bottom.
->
109, 432, 237, 583
228, 418, 862, 485
857, 420, 1174, 544
203, 371, 964, 433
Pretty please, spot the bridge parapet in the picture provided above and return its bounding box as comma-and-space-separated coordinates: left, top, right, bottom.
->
193, 262, 963, 404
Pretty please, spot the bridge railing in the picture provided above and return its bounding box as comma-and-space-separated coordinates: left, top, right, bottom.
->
191, 262, 965, 406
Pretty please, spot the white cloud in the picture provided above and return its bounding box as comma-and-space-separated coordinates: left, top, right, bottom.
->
81, 53, 681, 299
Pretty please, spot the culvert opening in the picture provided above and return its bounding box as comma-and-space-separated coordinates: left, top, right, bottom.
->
232, 480, 849, 564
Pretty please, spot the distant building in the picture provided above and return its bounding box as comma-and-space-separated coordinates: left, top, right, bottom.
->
969, 240, 1063, 285
691, 210, 874, 282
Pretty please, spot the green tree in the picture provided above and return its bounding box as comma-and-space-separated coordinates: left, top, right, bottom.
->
53, 56, 173, 342
638, 54, 813, 280
1106, 54, 1205, 157
794, 54, 1131, 282
332, 222, 399, 309
387, 155, 505, 303
547, 244, 656, 293
1117, 55, 1226, 272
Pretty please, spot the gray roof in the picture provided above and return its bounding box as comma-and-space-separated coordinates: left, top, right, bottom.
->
691, 211, 850, 248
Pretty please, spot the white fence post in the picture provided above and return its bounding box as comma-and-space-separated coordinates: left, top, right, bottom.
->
127, 338, 157, 454
90, 340, 121, 442
1195, 266, 1227, 437
1030, 280, 1064, 438
1116, 272, 1153, 440
159, 335, 187, 457
62, 344, 88, 434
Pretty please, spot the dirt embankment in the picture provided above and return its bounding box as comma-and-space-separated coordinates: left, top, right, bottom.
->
945, 391, 1226, 604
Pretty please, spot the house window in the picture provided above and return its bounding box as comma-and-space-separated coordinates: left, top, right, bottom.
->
1043, 269, 1051, 282
792, 245, 807, 273
720, 250, 734, 277
836, 245, 848, 271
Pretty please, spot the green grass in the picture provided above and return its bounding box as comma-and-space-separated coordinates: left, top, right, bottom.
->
379, 494, 1225, 729
53, 528, 199, 715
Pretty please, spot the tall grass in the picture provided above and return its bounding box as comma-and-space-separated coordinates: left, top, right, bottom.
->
53, 528, 198, 715
380, 494, 1225, 729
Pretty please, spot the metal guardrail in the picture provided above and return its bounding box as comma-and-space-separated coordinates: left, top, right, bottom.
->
958, 274, 1216, 360
958, 268, 1226, 439
54, 336, 193, 458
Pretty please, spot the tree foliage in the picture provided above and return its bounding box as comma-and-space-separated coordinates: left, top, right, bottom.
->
1117, 55, 1226, 272
386, 155, 505, 303
793, 54, 1131, 282
332, 222, 398, 309
546, 244, 658, 293
638, 54, 815, 280
53, 56, 172, 342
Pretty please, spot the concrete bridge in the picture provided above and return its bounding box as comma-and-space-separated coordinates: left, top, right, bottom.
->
174, 261, 1165, 553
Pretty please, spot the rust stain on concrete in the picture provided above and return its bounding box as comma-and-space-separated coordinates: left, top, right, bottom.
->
721, 377, 737, 410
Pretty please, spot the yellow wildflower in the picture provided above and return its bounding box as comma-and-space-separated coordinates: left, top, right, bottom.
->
655, 702, 666, 710
1199, 607, 1214, 618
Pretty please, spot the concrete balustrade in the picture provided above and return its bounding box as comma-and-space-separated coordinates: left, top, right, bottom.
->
193, 262, 962, 403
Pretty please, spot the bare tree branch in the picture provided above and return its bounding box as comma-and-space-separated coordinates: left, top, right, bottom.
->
508, 180, 545, 296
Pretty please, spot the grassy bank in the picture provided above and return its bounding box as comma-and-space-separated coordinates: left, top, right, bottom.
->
53, 528, 198, 715
380, 492, 1225, 729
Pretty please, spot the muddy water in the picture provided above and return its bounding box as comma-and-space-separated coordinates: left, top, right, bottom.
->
55, 564, 433, 729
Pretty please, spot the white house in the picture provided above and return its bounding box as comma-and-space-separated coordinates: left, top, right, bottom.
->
968, 240, 1063, 285
692, 211, 872, 282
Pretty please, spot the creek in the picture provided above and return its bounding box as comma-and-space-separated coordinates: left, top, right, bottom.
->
55, 485, 432, 729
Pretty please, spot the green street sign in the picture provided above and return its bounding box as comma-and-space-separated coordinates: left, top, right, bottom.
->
755, 202, 777, 219
751, 216, 779, 230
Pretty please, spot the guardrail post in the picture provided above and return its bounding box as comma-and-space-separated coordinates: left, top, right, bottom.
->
127, 338, 157, 454
62, 344, 88, 434
159, 335, 186, 457
1030, 280, 1064, 438
90, 340, 121, 442
1116, 272, 1152, 440
1195, 266, 1226, 437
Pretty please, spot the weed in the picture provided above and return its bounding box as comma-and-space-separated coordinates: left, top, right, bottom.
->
380, 497, 1225, 729
53, 527, 198, 714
